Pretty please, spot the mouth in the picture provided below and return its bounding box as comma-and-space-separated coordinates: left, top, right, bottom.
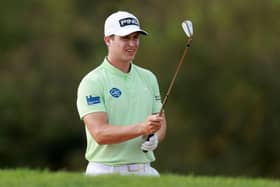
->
126, 49, 136, 56
126, 49, 135, 52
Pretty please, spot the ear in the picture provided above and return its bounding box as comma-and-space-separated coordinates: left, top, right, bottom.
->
104, 36, 111, 46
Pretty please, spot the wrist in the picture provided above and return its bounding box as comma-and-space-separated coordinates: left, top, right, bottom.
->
137, 122, 146, 136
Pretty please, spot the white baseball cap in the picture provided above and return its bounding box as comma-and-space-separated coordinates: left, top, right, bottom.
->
104, 11, 148, 36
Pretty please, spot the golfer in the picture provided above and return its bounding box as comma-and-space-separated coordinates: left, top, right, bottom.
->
76, 11, 167, 176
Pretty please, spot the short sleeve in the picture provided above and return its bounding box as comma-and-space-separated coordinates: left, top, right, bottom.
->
76, 76, 106, 119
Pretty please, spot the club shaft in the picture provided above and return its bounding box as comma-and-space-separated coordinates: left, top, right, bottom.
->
143, 37, 192, 153
159, 37, 192, 116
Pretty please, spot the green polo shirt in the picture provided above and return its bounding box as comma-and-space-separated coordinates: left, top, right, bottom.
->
76, 58, 162, 165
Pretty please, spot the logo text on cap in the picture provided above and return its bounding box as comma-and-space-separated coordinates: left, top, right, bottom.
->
119, 17, 139, 27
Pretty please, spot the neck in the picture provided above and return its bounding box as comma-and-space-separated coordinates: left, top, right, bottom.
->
106, 56, 131, 73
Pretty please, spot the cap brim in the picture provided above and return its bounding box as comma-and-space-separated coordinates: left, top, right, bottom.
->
138, 30, 148, 35
115, 28, 148, 36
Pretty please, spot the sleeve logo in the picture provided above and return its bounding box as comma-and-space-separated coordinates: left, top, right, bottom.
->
86, 95, 101, 105
155, 95, 161, 101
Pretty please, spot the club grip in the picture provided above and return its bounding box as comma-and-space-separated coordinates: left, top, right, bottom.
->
142, 134, 154, 153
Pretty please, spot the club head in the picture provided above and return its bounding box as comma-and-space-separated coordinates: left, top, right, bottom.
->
182, 20, 193, 38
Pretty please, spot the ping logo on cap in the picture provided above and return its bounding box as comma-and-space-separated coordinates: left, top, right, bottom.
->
119, 17, 139, 27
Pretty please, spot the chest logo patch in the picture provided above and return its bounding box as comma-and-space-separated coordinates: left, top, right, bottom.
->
110, 88, 122, 98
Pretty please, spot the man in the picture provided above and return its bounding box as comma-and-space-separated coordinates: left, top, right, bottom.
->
76, 11, 166, 176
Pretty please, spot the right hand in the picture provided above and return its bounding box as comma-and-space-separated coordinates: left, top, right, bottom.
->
140, 114, 162, 135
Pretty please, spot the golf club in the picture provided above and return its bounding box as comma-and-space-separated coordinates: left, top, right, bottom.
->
159, 20, 193, 116
143, 20, 194, 152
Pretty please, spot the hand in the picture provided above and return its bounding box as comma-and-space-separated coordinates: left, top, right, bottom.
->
141, 134, 159, 152
140, 115, 162, 135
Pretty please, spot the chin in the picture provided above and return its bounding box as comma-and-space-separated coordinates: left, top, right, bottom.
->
126, 56, 135, 62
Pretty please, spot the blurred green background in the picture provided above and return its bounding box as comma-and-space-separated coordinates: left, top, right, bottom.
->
1, 0, 279, 178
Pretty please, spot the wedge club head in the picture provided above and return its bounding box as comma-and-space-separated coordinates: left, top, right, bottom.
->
182, 20, 193, 38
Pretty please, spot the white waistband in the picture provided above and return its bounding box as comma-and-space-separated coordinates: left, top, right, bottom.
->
86, 162, 160, 176
90, 162, 150, 172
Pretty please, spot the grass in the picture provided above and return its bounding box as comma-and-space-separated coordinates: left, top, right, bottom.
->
0, 169, 279, 187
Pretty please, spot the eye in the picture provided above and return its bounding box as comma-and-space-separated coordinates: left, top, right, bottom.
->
121, 36, 130, 40
132, 33, 139, 39
133, 35, 139, 40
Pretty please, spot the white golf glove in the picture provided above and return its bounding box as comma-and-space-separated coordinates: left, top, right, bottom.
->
141, 134, 159, 152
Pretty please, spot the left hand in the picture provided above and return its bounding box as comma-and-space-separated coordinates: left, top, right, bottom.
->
141, 134, 158, 152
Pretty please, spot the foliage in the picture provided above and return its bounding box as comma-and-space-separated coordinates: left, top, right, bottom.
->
0, 0, 279, 178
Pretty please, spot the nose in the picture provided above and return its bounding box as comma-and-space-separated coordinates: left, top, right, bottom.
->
128, 38, 138, 47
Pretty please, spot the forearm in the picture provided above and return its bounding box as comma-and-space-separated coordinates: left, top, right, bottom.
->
84, 112, 162, 145
90, 123, 143, 145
